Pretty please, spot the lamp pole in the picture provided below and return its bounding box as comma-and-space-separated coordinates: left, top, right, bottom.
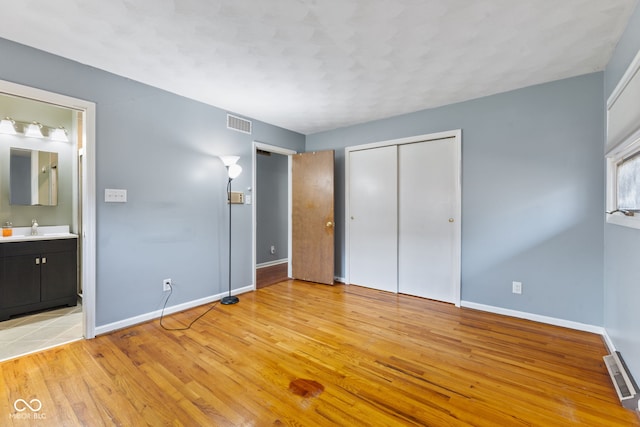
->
221, 160, 241, 305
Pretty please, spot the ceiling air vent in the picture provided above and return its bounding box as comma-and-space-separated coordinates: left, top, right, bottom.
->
227, 114, 252, 134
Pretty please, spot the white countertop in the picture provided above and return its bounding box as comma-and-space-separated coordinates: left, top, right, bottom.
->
0, 225, 78, 243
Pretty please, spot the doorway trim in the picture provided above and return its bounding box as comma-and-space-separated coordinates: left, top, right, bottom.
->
0, 79, 97, 338
345, 129, 462, 306
252, 141, 297, 288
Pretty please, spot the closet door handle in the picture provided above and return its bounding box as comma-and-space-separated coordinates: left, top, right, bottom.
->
41, 257, 47, 264
35, 257, 40, 265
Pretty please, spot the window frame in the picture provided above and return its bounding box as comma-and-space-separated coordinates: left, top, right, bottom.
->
606, 128, 640, 229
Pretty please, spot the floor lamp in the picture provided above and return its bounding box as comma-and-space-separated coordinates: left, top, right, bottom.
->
220, 156, 242, 305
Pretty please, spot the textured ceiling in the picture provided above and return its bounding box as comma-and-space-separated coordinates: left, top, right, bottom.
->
0, 0, 636, 135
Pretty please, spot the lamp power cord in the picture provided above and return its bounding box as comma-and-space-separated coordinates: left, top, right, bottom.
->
159, 282, 218, 331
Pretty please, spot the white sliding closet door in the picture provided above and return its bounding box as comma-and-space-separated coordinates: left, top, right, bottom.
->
398, 138, 457, 303
348, 146, 397, 292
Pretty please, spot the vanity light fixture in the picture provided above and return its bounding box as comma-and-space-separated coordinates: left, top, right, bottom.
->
24, 122, 44, 138
49, 126, 69, 142
0, 117, 17, 135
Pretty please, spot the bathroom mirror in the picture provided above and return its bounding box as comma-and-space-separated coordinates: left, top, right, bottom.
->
9, 148, 58, 206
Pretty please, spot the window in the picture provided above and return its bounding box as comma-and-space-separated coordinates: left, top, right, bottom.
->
618, 152, 640, 210
606, 131, 640, 229
606, 48, 640, 229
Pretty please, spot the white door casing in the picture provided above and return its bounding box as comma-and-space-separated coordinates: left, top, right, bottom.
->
252, 141, 297, 287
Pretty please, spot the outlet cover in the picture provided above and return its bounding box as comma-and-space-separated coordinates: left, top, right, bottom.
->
512, 281, 522, 294
105, 188, 127, 203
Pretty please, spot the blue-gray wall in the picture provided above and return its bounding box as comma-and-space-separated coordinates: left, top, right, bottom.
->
307, 73, 605, 326
0, 38, 305, 327
256, 152, 288, 264
603, 3, 640, 386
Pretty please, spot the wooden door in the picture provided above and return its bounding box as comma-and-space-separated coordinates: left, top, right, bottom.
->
348, 146, 398, 292
292, 150, 335, 284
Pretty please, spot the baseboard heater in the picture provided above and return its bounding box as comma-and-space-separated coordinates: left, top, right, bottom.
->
603, 351, 640, 411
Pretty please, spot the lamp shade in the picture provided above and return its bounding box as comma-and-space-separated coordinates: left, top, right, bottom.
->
228, 164, 242, 179
25, 122, 44, 138
220, 155, 240, 167
50, 126, 69, 142
0, 117, 17, 135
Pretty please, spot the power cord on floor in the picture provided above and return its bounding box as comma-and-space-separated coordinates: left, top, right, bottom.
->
159, 282, 218, 331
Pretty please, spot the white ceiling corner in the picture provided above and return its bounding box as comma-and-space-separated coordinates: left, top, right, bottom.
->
0, 0, 636, 135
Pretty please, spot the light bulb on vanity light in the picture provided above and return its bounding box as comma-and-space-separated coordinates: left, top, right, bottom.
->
0, 117, 17, 135
24, 122, 44, 138
49, 126, 69, 142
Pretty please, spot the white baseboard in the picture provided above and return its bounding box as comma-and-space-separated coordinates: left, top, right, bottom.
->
95, 285, 254, 336
601, 329, 617, 353
460, 301, 606, 335
256, 259, 288, 269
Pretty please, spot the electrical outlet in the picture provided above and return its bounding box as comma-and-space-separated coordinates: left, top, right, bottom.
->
163, 278, 172, 292
270, 245, 276, 254
512, 281, 522, 294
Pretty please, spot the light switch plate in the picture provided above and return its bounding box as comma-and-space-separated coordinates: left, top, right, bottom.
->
105, 188, 127, 203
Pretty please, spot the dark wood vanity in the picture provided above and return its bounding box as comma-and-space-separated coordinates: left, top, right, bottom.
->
0, 237, 77, 321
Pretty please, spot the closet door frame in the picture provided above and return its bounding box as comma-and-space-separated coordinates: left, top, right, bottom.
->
344, 129, 462, 306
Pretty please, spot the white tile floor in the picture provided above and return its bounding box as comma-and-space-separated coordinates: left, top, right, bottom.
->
0, 302, 83, 362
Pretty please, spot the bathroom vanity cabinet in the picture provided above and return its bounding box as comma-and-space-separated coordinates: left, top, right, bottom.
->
0, 237, 77, 321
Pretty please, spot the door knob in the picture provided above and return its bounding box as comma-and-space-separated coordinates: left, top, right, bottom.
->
448, 218, 454, 222
326, 221, 334, 227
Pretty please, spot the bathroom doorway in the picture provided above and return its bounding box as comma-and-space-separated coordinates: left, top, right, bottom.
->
0, 80, 96, 361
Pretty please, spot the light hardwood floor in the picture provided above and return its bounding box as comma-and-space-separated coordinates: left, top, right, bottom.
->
1, 280, 638, 426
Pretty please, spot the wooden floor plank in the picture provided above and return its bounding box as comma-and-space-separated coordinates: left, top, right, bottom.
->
1, 280, 638, 426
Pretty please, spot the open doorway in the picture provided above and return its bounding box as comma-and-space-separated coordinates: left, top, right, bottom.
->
252, 142, 296, 289
0, 80, 96, 361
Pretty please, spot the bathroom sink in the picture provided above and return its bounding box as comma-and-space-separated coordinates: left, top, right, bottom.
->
0, 225, 76, 243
